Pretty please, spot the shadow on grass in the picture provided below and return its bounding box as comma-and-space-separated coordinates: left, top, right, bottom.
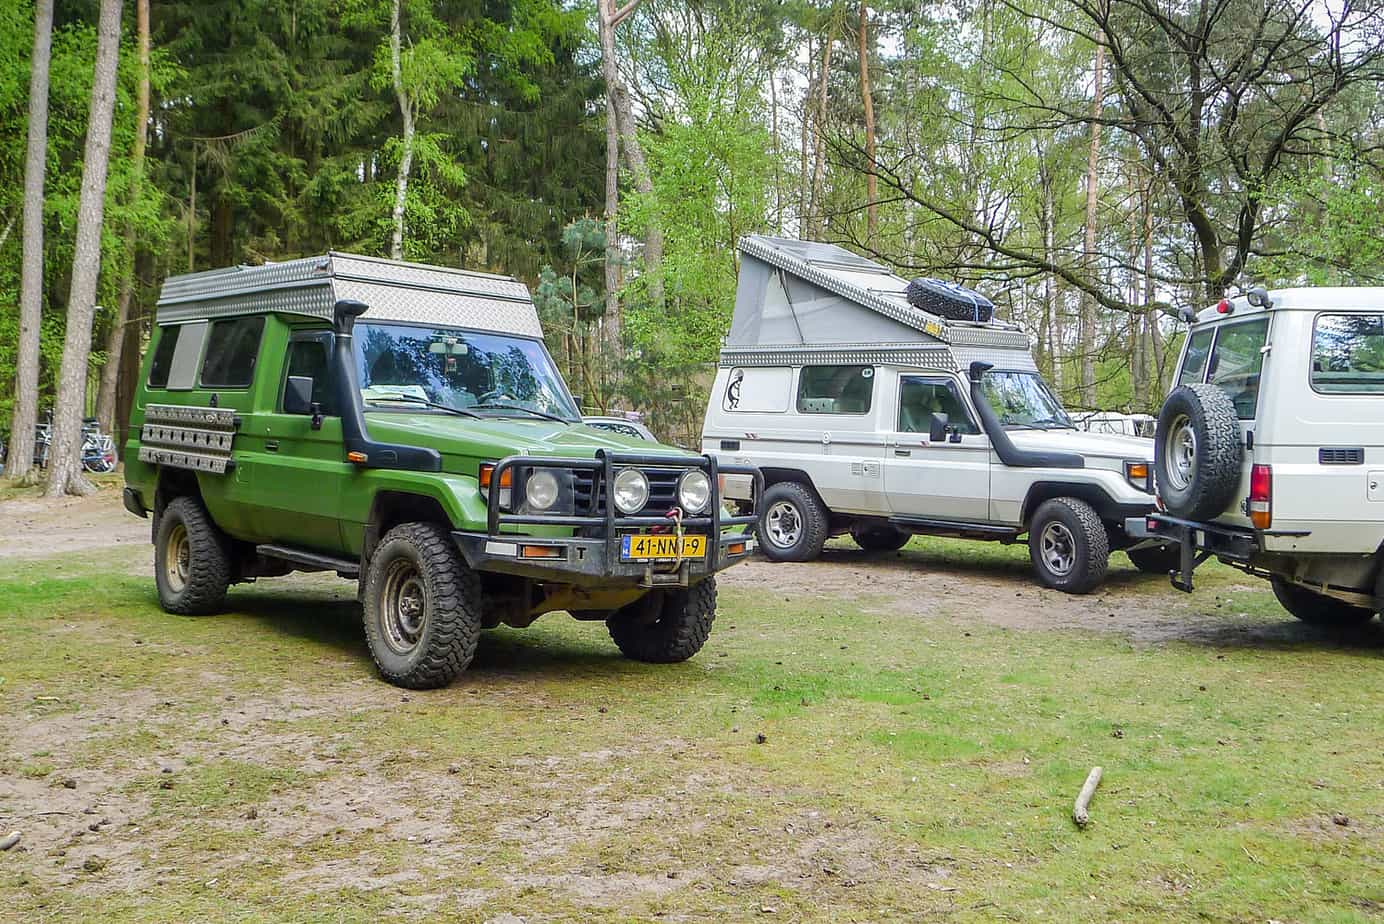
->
1173, 614, 1384, 654
814, 545, 1154, 590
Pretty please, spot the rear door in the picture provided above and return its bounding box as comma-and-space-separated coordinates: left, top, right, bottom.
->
249, 330, 352, 552
882, 373, 990, 521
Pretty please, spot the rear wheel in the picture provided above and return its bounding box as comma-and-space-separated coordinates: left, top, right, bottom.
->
757, 482, 829, 562
607, 578, 717, 663
1270, 577, 1376, 627
363, 522, 483, 689
1127, 543, 1181, 575
1027, 497, 1109, 594
155, 496, 233, 615
850, 522, 910, 552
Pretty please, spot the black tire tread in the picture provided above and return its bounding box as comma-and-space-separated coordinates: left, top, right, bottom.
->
156, 496, 232, 615
608, 577, 717, 663
850, 523, 910, 552
1271, 577, 1376, 627
757, 481, 830, 563
1028, 497, 1109, 594
1155, 383, 1243, 520
1126, 543, 1181, 575
363, 522, 482, 689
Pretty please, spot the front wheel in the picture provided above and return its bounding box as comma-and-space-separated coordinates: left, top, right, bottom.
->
607, 578, 717, 663
1027, 497, 1109, 594
1271, 577, 1376, 627
363, 522, 483, 689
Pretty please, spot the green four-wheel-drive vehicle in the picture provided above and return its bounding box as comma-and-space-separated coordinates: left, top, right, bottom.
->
123, 253, 762, 688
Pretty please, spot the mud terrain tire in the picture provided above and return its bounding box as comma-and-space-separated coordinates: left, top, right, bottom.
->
1155, 384, 1243, 520
1271, 577, 1376, 627
155, 496, 233, 615
757, 481, 829, 562
1126, 543, 1181, 575
607, 578, 717, 663
1028, 497, 1109, 594
363, 522, 483, 689
850, 523, 910, 552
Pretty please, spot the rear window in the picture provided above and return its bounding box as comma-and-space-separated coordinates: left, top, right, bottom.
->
199, 316, 265, 388
1207, 317, 1269, 419
147, 326, 180, 388
1312, 313, 1384, 394
796, 365, 874, 415
1177, 328, 1214, 386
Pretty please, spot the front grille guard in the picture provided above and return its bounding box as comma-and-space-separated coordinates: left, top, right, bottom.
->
484, 450, 762, 571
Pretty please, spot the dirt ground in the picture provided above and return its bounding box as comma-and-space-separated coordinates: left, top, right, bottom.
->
0, 485, 148, 561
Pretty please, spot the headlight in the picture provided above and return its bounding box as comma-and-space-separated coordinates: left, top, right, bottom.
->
526, 469, 560, 511
1125, 460, 1152, 493
612, 468, 649, 514
677, 469, 711, 513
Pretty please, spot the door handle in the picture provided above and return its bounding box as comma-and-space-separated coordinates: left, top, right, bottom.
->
265, 440, 279, 452
894, 449, 911, 457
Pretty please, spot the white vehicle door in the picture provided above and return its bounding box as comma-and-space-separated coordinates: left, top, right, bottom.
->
882, 373, 990, 521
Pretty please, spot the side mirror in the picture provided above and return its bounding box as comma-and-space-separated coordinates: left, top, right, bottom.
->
929, 412, 950, 442
285, 375, 315, 417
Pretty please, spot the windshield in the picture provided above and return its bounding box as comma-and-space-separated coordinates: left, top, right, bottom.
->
354, 323, 579, 420
981, 371, 1073, 429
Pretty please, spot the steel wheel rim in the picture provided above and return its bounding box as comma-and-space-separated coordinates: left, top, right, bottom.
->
765, 500, 803, 549
380, 558, 429, 655
1163, 414, 1197, 491
164, 523, 190, 593
1039, 521, 1077, 576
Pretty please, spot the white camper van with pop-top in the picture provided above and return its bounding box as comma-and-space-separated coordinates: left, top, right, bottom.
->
1130, 287, 1384, 625
702, 236, 1169, 594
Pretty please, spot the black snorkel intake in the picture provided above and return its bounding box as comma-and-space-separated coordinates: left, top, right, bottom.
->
332, 298, 443, 472
967, 361, 1084, 469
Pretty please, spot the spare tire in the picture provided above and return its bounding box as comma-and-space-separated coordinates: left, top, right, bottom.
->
905, 278, 994, 322
1154, 383, 1243, 520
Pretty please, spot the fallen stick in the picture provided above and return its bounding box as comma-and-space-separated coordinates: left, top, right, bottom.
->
1072, 767, 1103, 827
0, 831, 20, 851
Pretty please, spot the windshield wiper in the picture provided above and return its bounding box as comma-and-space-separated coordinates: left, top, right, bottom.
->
1031, 416, 1076, 430
472, 402, 571, 424
364, 394, 481, 418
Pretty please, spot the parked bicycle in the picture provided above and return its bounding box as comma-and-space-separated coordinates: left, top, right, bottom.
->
22, 414, 117, 473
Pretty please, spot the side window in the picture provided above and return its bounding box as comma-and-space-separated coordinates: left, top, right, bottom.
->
199, 316, 265, 388
1177, 328, 1214, 386
897, 377, 979, 434
796, 365, 874, 415
280, 336, 335, 414
146, 325, 181, 388
723, 367, 792, 413
1312, 313, 1384, 394
1207, 317, 1269, 419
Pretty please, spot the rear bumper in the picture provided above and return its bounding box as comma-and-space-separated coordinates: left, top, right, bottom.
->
1125, 513, 1309, 593
453, 530, 756, 588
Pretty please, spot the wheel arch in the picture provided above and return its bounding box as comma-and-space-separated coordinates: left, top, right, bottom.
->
1021, 482, 1124, 526
364, 490, 457, 566
758, 467, 828, 506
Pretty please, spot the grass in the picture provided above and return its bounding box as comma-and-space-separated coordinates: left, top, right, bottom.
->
0, 534, 1381, 922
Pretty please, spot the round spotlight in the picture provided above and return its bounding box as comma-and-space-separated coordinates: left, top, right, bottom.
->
677, 469, 711, 514
612, 468, 650, 514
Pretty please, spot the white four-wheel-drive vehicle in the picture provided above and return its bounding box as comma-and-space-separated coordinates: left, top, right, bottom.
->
1129, 286, 1384, 625
702, 235, 1169, 594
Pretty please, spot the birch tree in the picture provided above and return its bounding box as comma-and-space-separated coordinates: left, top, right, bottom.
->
46, 0, 124, 498
1078, 43, 1104, 408
7, 0, 54, 485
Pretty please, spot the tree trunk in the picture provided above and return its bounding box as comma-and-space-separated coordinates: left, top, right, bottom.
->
7, 0, 55, 485
799, 36, 815, 229
769, 69, 782, 230
599, 0, 662, 306
389, 0, 414, 261
45, 0, 123, 498
95, 0, 150, 438
858, 2, 877, 244
809, 35, 834, 238
1143, 180, 1162, 396
1041, 162, 1061, 392
601, 15, 621, 381
1078, 42, 1105, 409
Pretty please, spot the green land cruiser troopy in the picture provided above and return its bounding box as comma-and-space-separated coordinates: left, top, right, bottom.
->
122, 253, 761, 688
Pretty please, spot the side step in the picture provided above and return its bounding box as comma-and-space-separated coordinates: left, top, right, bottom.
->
888, 515, 1021, 541
256, 544, 361, 578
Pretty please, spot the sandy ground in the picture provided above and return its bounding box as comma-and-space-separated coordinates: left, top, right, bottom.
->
0, 486, 148, 560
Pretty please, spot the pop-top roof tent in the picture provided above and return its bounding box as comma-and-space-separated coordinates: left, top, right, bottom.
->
723, 235, 1035, 372
155, 251, 544, 339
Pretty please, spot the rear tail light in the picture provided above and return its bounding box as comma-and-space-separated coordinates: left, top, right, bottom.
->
1248, 464, 1272, 529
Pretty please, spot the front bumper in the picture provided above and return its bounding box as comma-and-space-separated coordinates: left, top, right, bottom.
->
1125, 513, 1309, 593
454, 531, 756, 587
458, 448, 763, 589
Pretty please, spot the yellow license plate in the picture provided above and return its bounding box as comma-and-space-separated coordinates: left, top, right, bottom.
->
621, 533, 707, 561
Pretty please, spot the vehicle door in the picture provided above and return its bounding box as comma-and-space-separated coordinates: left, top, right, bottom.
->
250, 330, 352, 552
793, 364, 886, 513
882, 373, 991, 521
